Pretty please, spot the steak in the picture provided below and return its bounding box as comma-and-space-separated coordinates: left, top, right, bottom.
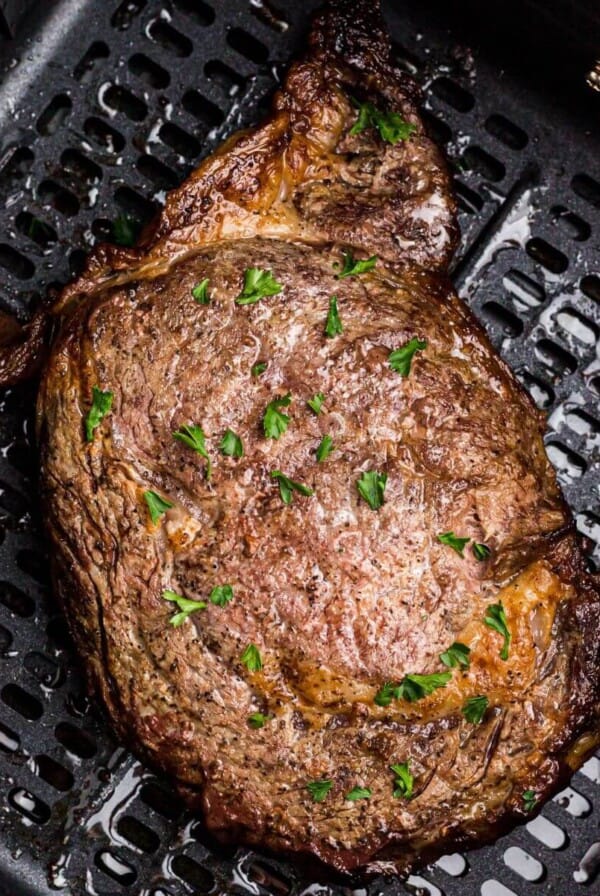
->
36, 0, 600, 880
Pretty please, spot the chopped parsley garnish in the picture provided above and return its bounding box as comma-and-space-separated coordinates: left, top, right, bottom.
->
391, 762, 414, 799
209, 584, 233, 607
251, 361, 267, 377
172, 424, 212, 479
523, 790, 537, 812
241, 643, 262, 672
162, 590, 206, 627
307, 392, 325, 415
374, 681, 398, 707
144, 490, 173, 525
191, 278, 210, 304
437, 531, 470, 557
220, 429, 243, 458
263, 392, 292, 439
484, 601, 511, 661
85, 386, 114, 442
462, 695, 489, 725
248, 712, 269, 729
357, 470, 387, 510
397, 672, 452, 703
271, 470, 314, 505
324, 295, 343, 338
439, 642, 471, 669
345, 786, 371, 801
335, 250, 378, 279
235, 268, 282, 305
350, 101, 417, 144
316, 435, 334, 462
306, 779, 333, 803
472, 542, 491, 561
388, 337, 427, 377
112, 214, 139, 247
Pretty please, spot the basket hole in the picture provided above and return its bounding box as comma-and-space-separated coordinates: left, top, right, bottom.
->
526, 814, 567, 850
571, 173, 600, 209
38, 180, 80, 217
55, 722, 97, 759
577, 512, 600, 551
15, 212, 57, 250
102, 84, 147, 121
535, 339, 577, 376
503, 846, 545, 882
204, 59, 245, 95
116, 815, 160, 853
136, 154, 178, 190
147, 19, 193, 57
36, 94, 72, 135
580, 755, 600, 784
436, 853, 468, 877
503, 268, 545, 309
554, 786, 592, 817
159, 122, 201, 160
0, 581, 35, 617
462, 146, 505, 182
481, 881, 518, 896
0, 624, 12, 654
480, 301, 523, 336
24, 651, 64, 689
9, 788, 50, 824
565, 407, 600, 436
95, 850, 137, 886
0, 478, 29, 521
0, 719, 19, 753
405, 876, 443, 896
172, 0, 215, 26
516, 369, 555, 409
431, 77, 474, 112
421, 110, 452, 145
0, 244, 34, 279
84, 116, 125, 153
580, 274, 600, 303
550, 205, 590, 241
554, 307, 598, 344
139, 779, 183, 819
455, 180, 484, 214
111, 0, 147, 30
46, 615, 72, 650
250, 0, 288, 33
171, 855, 215, 892
182, 90, 224, 127
73, 41, 109, 82
526, 237, 568, 274
0, 147, 34, 186
2, 684, 43, 721
574, 841, 600, 885
34, 755, 74, 792
484, 114, 528, 150
70, 249, 87, 278
114, 186, 156, 224
61, 148, 102, 185
128, 53, 170, 89
247, 860, 291, 895
16, 548, 50, 586
227, 27, 269, 65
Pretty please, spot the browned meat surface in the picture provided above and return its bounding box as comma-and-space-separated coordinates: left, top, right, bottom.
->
36, 0, 600, 880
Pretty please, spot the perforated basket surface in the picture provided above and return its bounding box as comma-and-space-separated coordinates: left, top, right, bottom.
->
0, 1, 598, 895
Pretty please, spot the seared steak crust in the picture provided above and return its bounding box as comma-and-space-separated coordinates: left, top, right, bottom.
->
37, 0, 600, 880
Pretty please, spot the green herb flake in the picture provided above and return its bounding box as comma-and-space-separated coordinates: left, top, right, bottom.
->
391, 762, 414, 800
235, 268, 282, 306
397, 672, 452, 703
357, 470, 387, 510
220, 429, 244, 458
307, 392, 325, 415
112, 214, 139, 247
388, 337, 427, 377
523, 789, 537, 813
271, 470, 314, 505
335, 250, 378, 279
162, 589, 206, 627
85, 386, 114, 442
263, 392, 292, 439
439, 641, 471, 669
306, 779, 333, 803
374, 681, 399, 707
472, 542, 491, 561
209, 584, 233, 607
144, 490, 174, 525
437, 531, 470, 557
345, 786, 371, 802
251, 361, 267, 377
241, 643, 263, 672
462, 694, 489, 725
324, 295, 343, 338
191, 278, 210, 304
248, 712, 269, 729
316, 435, 334, 462
484, 601, 511, 661
172, 424, 212, 479
350, 101, 417, 144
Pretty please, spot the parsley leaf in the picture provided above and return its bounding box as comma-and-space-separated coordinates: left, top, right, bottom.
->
162, 589, 206, 627
191, 278, 210, 304
307, 392, 325, 415
350, 101, 416, 144
316, 435, 334, 462
251, 361, 267, 377
263, 392, 292, 439
345, 786, 371, 801
144, 490, 173, 525
85, 386, 114, 442
173, 424, 212, 479
235, 268, 282, 305
335, 250, 378, 279
462, 695, 489, 725
391, 762, 413, 799
397, 672, 452, 702
388, 337, 427, 377
220, 429, 243, 458
523, 790, 537, 812
472, 542, 491, 561
484, 601, 511, 661
324, 295, 343, 338
439, 642, 471, 669
374, 681, 399, 707
209, 584, 233, 607
241, 643, 262, 672
248, 712, 269, 729
306, 779, 333, 803
112, 214, 139, 247
437, 531, 470, 557
357, 470, 387, 510
271, 470, 314, 505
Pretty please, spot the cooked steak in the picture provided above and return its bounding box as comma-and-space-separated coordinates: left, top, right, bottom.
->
37, 0, 600, 880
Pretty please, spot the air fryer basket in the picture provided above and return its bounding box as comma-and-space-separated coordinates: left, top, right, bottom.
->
0, 1, 598, 894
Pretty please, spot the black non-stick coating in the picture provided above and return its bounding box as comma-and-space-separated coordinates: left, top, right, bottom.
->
0, 2, 598, 894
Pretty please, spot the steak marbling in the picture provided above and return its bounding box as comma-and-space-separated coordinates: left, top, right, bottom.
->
36, 0, 600, 879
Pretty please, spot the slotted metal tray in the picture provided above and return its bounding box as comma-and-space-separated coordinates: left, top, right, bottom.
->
0, 1, 598, 895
